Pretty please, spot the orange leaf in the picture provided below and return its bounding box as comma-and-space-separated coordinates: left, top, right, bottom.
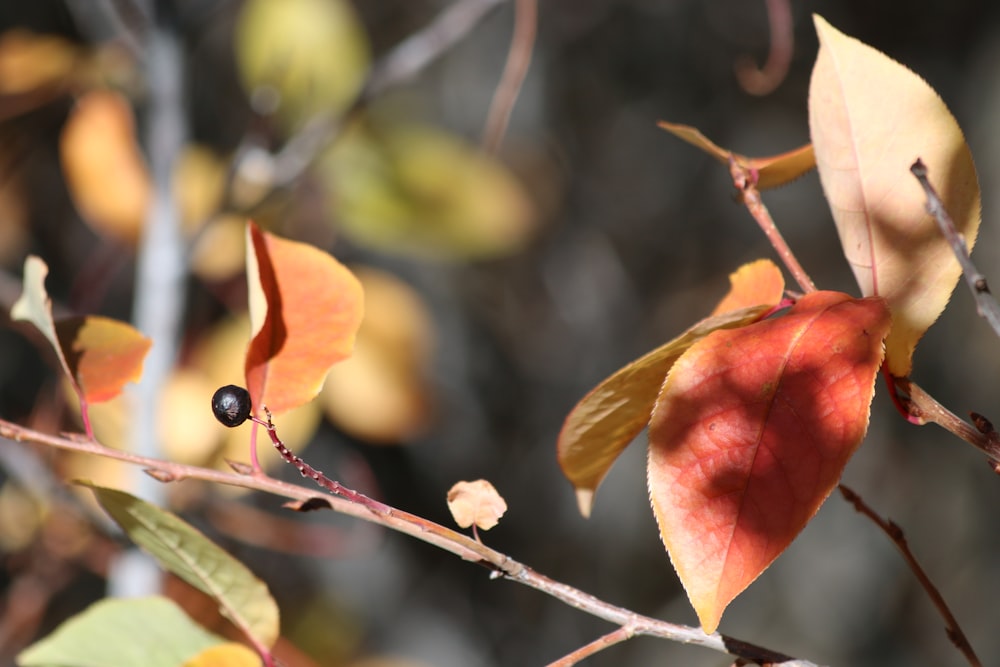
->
657, 121, 815, 190
245, 222, 364, 415
182, 643, 260, 667
808, 15, 980, 376
709, 259, 785, 317
446, 479, 507, 531
55, 316, 152, 403
60, 90, 151, 245
647, 291, 890, 633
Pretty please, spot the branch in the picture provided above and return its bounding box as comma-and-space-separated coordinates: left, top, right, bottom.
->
729, 158, 817, 294
891, 376, 1000, 464
240, 0, 507, 201
734, 0, 794, 96
0, 417, 824, 667
482, 0, 537, 152
838, 485, 982, 667
910, 159, 1000, 339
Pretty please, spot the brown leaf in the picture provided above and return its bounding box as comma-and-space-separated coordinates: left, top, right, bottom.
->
446, 480, 507, 531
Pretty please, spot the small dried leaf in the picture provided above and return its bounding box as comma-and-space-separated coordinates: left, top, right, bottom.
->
447, 480, 507, 531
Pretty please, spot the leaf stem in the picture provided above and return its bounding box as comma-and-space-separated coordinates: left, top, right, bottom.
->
0, 417, 823, 667
910, 159, 1000, 339
838, 484, 982, 667
729, 157, 817, 294
482, 0, 537, 152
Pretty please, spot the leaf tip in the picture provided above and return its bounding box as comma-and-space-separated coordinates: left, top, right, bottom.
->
575, 488, 594, 518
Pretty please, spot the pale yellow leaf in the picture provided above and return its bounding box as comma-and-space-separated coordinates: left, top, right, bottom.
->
808, 15, 980, 376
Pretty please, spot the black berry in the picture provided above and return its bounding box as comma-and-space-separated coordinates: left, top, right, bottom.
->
212, 385, 252, 427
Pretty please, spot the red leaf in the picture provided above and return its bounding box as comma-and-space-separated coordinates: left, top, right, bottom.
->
54, 316, 152, 403
647, 291, 890, 633
245, 222, 364, 415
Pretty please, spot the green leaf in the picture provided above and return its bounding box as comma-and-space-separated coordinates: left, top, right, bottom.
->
81, 483, 280, 649
17, 596, 224, 667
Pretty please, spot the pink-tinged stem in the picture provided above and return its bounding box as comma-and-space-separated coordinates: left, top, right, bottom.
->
729, 157, 817, 294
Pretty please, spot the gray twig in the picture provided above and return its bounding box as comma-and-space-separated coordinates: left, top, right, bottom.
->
910, 159, 1000, 338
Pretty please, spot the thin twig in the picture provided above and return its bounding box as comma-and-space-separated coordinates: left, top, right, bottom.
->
0, 418, 823, 667
734, 0, 794, 96
482, 0, 537, 152
910, 159, 1000, 338
729, 158, 817, 294
545, 626, 633, 666
838, 484, 982, 667
264, 0, 506, 193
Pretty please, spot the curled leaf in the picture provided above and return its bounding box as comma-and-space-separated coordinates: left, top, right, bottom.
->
647, 291, 890, 633
808, 15, 980, 376
11, 256, 150, 403
447, 479, 507, 531
245, 221, 364, 415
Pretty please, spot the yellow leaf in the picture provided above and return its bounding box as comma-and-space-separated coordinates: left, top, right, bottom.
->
658, 121, 815, 190
324, 122, 536, 259
234, 0, 369, 129
60, 90, 151, 245
808, 15, 981, 376
558, 305, 776, 518
0, 29, 78, 94
321, 267, 433, 444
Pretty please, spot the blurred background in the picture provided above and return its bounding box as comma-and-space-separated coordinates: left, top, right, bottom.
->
2, 1, 1000, 665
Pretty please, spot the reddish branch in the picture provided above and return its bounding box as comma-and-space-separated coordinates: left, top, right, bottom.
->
734, 0, 794, 96
0, 418, 822, 667
838, 485, 982, 667
482, 0, 537, 152
729, 158, 817, 294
